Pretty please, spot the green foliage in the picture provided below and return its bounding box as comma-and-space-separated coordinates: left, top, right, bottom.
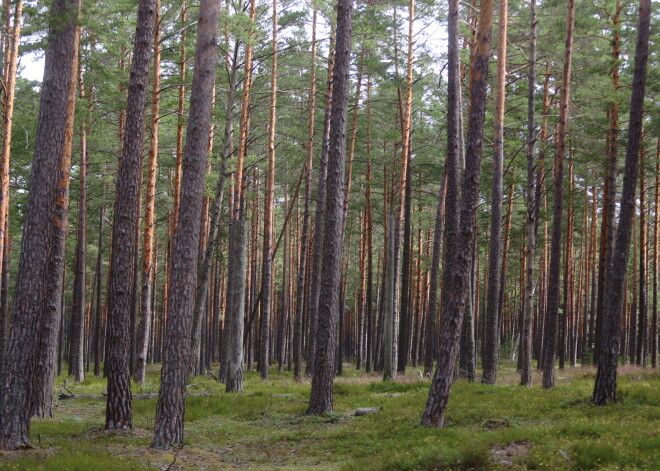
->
2, 366, 657, 470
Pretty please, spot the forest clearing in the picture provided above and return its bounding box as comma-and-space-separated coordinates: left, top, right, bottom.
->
0, 0, 657, 466
0, 364, 657, 470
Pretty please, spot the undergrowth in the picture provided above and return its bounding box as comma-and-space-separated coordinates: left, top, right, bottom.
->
0, 364, 657, 470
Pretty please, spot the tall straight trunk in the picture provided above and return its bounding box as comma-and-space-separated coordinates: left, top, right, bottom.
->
560, 159, 575, 369
172, 1, 187, 229
365, 81, 374, 373
592, 0, 649, 405
520, 0, 537, 386
106, 0, 156, 430
70, 56, 88, 383
396, 0, 415, 374
226, 219, 247, 392
637, 149, 647, 366
653, 140, 659, 368
421, 0, 494, 428
482, 0, 507, 385
423, 170, 447, 376
190, 37, 237, 378
306, 0, 353, 415
0, 0, 79, 449
259, 0, 278, 379
595, 0, 621, 365
135, 0, 161, 385
293, 8, 317, 381
152, 0, 219, 447
541, 0, 575, 389
383, 214, 395, 381
32, 22, 80, 419
437, 0, 462, 382
234, 0, 256, 217
0, 0, 21, 348
94, 203, 105, 376
305, 28, 335, 376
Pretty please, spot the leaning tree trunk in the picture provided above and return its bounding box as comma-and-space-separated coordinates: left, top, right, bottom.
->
134, 0, 161, 385
151, 0, 219, 448
482, 0, 507, 385
306, 0, 353, 415
0, 0, 79, 450
421, 0, 494, 428
592, 0, 650, 404
541, 0, 575, 389
520, 0, 537, 387
105, 0, 156, 430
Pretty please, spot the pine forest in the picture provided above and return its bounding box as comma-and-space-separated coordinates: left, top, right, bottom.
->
0, 0, 657, 469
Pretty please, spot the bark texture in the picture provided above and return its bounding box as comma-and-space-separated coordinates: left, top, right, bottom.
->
307, 0, 353, 415
152, 0, 219, 448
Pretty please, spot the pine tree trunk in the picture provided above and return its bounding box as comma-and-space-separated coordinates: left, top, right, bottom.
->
0, 0, 79, 449
152, 0, 219, 448
383, 214, 395, 381
541, 0, 575, 389
306, 0, 353, 415
637, 149, 647, 366
305, 28, 334, 376
94, 203, 105, 377
482, 0, 507, 384
259, 0, 278, 380
421, 0, 494, 428
135, 0, 161, 385
652, 140, 659, 369
226, 219, 247, 392
592, 0, 650, 405
105, 0, 156, 430
69, 55, 88, 383
520, 0, 537, 387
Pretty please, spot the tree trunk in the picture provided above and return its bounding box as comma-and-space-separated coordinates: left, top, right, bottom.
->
383, 214, 395, 381
652, 140, 659, 369
306, 0, 353, 415
152, 0, 219, 448
293, 8, 317, 382
305, 28, 334, 376
421, 0, 494, 428
637, 148, 647, 366
482, 0, 507, 385
541, 0, 575, 389
0, 0, 79, 449
520, 0, 537, 387
592, 0, 650, 405
259, 0, 278, 380
69, 54, 88, 383
190, 37, 237, 378
105, 0, 156, 430
226, 219, 247, 392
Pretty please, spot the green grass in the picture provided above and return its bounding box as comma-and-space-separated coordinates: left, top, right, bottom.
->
0, 365, 657, 470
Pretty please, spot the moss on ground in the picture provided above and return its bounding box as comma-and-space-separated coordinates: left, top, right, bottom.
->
0, 364, 657, 470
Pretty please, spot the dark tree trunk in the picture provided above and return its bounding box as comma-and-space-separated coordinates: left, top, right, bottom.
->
421, 0, 494, 428
94, 203, 105, 377
593, 0, 650, 404
542, 0, 575, 389
520, 0, 537, 387
0, 0, 79, 449
306, 0, 353, 415
383, 214, 395, 381
152, 0, 219, 448
305, 28, 334, 377
105, 0, 156, 430
482, 0, 507, 385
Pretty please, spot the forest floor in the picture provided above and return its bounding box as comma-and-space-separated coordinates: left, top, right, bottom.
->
0, 363, 657, 470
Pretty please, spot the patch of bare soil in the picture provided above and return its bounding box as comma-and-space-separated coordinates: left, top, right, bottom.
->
489, 440, 531, 469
